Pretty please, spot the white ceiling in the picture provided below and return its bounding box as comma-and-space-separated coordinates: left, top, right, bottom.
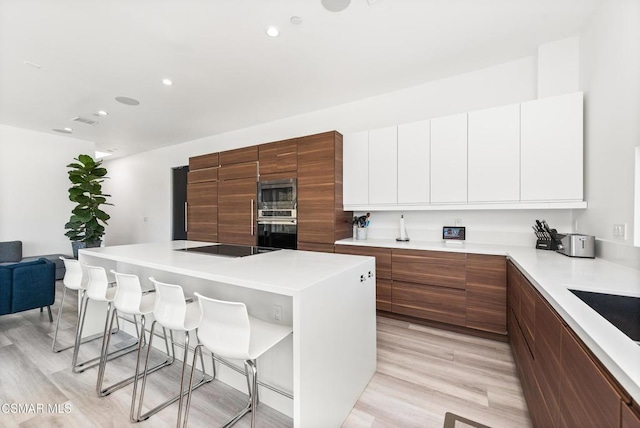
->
0, 0, 601, 159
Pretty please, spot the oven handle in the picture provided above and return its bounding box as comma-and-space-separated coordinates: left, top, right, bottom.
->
257, 219, 298, 225
251, 199, 254, 236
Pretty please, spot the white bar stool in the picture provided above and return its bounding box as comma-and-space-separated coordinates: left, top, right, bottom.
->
71, 265, 139, 373
96, 271, 174, 418
52, 257, 86, 353
183, 292, 293, 428
135, 277, 213, 426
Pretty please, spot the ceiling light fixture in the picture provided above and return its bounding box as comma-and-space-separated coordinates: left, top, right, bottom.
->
266, 26, 280, 37
321, 0, 351, 12
97, 110, 108, 116
64, 127, 73, 132
162, 78, 173, 86
115, 96, 140, 106
53, 128, 72, 134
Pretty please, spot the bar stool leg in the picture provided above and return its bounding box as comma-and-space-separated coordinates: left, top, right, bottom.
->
51, 287, 70, 352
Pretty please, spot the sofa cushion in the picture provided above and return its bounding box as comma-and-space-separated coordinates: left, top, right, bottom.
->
0, 267, 11, 315
0, 241, 22, 263
9, 259, 55, 313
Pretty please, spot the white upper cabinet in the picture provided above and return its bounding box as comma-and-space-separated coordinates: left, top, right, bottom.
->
520, 92, 583, 201
398, 120, 430, 204
343, 131, 369, 206
468, 104, 520, 202
368, 126, 398, 204
430, 113, 468, 204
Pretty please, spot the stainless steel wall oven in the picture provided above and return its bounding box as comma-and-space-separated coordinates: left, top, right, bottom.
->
257, 178, 297, 249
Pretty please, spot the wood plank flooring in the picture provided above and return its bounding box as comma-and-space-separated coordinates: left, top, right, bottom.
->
0, 281, 531, 428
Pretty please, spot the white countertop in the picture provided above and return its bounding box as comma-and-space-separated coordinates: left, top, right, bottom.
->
80, 240, 371, 297
336, 237, 640, 403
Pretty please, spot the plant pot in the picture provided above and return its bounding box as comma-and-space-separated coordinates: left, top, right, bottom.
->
71, 240, 102, 259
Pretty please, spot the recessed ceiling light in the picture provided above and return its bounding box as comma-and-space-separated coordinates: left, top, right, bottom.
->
53, 128, 72, 134
64, 127, 73, 132
115, 96, 140, 106
162, 78, 173, 86
24, 61, 43, 69
97, 110, 108, 116
321, 0, 351, 12
266, 26, 279, 37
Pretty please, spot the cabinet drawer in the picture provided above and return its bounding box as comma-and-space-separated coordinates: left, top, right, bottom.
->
392, 249, 466, 289
218, 162, 258, 181
297, 242, 334, 253
392, 281, 466, 326
335, 245, 392, 280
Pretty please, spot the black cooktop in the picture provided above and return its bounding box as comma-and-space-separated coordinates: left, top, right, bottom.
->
570, 289, 640, 342
177, 244, 280, 258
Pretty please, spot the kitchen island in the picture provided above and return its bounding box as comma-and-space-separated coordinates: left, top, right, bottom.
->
79, 241, 377, 428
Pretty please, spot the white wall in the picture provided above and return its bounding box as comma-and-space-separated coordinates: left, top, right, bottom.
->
0, 124, 95, 256
538, 36, 580, 98
577, 0, 640, 266
104, 56, 540, 247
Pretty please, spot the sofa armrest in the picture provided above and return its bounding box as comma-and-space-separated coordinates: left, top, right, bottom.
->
10, 258, 56, 313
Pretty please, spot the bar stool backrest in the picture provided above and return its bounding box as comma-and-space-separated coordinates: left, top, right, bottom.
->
150, 277, 189, 331
194, 292, 251, 360
60, 257, 84, 291
111, 271, 143, 314
85, 265, 111, 301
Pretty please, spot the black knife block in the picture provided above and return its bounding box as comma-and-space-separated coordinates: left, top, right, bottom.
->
536, 239, 561, 251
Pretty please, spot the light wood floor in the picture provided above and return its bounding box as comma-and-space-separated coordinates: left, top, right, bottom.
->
0, 281, 531, 428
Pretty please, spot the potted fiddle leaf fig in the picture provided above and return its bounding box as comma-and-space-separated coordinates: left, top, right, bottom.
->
64, 154, 112, 258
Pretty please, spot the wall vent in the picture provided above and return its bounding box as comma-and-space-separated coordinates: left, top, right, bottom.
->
72, 116, 99, 126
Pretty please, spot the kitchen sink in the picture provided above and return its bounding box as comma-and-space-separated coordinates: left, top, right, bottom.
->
570, 289, 640, 343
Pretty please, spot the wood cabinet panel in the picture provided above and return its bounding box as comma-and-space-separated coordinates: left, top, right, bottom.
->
297, 131, 351, 246
187, 182, 217, 242
507, 261, 521, 318
296, 242, 334, 253
189, 152, 219, 170
377, 279, 392, 312
622, 404, 640, 428
465, 254, 506, 334
533, 296, 562, 428
218, 162, 258, 181
188, 167, 218, 184
392, 249, 466, 290
259, 138, 297, 175
559, 326, 621, 428
392, 280, 466, 326
518, 274, 536, 351
334, 245, 392, 280
217, 177, 257, 246
219, 146, 258, 165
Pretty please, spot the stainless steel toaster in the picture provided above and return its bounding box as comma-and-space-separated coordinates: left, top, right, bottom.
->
557, 234, 595, 258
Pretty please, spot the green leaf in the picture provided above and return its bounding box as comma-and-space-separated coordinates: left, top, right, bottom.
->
78, 154, 95, 167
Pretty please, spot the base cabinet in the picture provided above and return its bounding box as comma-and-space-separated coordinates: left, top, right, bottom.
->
507, 261, 630, 428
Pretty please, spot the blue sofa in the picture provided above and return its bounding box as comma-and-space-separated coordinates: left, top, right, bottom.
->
0, 258, 56, 317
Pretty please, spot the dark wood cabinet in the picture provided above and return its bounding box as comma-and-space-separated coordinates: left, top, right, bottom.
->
335, 245, 392, 311
217, 177, 257, 246
560, 327, 621, 428
392, 281, 466, 326
259, 138, 297, 176
622, 404, 640, 428
296, 242, 335, 253
507, 261, 630, 428
187, 154, 219, 242
297, 131, 352, 250
465, 254, 506, 334
219, 146, 258, 165
392, 249, 466, 289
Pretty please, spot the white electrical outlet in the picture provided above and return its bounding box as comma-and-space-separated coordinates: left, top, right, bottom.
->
613, 224, 627, 240
274, 305, 282, 322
